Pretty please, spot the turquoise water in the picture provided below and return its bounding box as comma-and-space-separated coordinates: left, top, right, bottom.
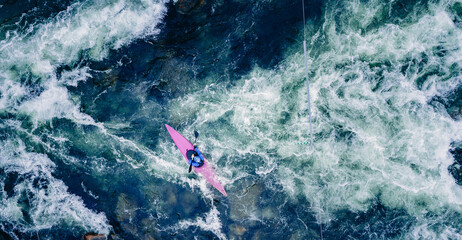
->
0, 0, 462, 239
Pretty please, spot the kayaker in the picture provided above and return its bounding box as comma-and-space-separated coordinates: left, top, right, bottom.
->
189, 143, 204, 168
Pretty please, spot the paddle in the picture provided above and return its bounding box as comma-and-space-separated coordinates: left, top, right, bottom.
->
188, 130, 199, 173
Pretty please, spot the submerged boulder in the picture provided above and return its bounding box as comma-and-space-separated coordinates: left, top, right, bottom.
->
116, 193, 138, 222
229, 224, 247, 236
115, 193, 159, 239
175, 0, 206, 15
229, 181, 264, 222
83, 233, 106, 240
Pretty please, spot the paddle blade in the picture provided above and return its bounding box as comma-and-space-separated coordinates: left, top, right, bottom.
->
194, 130, 199, 138
188, 162, 193, 173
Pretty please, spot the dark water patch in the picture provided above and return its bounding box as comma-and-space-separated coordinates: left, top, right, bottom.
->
450, 2, 462, 27
333, 124, 356, 144
0, 229, 14, 240
430, 85, 462, 120
388, 0, 429, 24
36, 227, 85, 240
0, 224, 31, 240
17, 71, 43, 94
158, 0, 323, 77
415, 65, 443, 90
449, 144, 462, 185
3, 172, 18, 198
361, 0, 430, 33
0, 0, 74, 39
400, 53, 429, 79
452, 1, 462, 16
326, 201, 413, 239
279, 110, 291, 125
433, 45, 449, 58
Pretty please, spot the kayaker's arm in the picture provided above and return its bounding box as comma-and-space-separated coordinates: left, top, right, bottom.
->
194, 147, 204, 160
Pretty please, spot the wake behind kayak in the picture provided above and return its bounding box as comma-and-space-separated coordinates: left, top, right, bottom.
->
165, 124, 227, 196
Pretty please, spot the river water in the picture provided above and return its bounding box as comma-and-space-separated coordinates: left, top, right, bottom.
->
0, 0, 462, 239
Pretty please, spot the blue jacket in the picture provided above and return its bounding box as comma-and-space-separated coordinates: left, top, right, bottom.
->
188, 147, 204, 167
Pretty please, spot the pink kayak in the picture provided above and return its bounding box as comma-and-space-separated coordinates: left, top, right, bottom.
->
165, 124, 227, 196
